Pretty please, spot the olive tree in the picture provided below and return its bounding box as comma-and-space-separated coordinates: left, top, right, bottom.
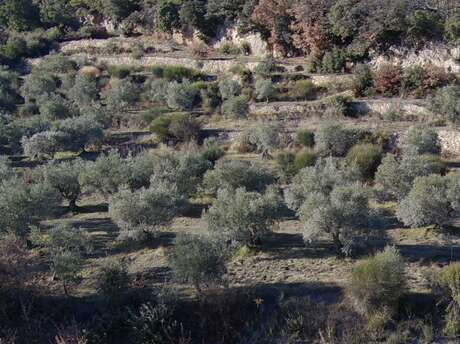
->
404, 124, 441, 155
221, 95, 249, 119
396, 174, 460, 228
167, 79, 198, 111
284, 157, 349, 211
246, 121, 282, 157
21, 130, 67, 159
54, 114, 105, 152
105, 79, 140, 115
80, 150, 130, 196
20, 71, 58, 102
218, 77, 241, 100
40, 159, 86, 211
201, 159, 275, 196
299, 183, 370, 256
375, 151, 445, 200
67, 74, 99, 106
31, 224, 90, 295
254, 78, 274, 102
204, 187, 281, 245
430, 85, 460, 125
109, 183, 184, 241
315, 122, 361, 157
0, 177, 61, 237
144, 78, 169, 103
169, 234, 227, 294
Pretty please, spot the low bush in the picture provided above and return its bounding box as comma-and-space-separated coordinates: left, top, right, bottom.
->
349, 246, 406, 315
218, 78, 241, 100
108, 65, 133, 79
277, 149, 317, 177
325, 95, 354, 117
150, 112, 201, 143
217, 42, 241, 55
221, 96, 249, 119
352, 64, 374, 97
289, 80, 316, 101
96, 260, 130, 302
438, 263, 460, 336
246, 121, 282, 154
296, 129, 315, 148
254, 78, 275, 102
345, 143, 383, 181
374, 64, 403, 97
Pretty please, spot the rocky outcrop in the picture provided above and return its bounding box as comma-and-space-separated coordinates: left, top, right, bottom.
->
369, 43, 460, 72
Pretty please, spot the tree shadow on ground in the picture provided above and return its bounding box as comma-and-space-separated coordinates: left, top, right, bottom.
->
396, 243, 460, 263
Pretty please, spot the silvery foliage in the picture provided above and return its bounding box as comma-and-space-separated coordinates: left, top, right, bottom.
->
167, 79, 198, 111
315, 121, 361, 157
375, 148, 445, 200
204, 186, 281, 245
403, 124, 441, 155
109, 182, 184, 241
246, 120, 282, 152
284, 157, 350, 211
218, 77, 241, 100
201, 159, 275, 195
144, 78, 169, 103
299, 183, 370, 256
105, 79, 140, 114
254, 78, 274, 101
79, 150, 130, 196
396, 174, 460, 228
0, 177, 61, 237
21, 130, 67, 158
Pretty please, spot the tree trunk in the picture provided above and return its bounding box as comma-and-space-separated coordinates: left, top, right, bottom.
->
331, 232, 343, 257
69, 198, 78, 212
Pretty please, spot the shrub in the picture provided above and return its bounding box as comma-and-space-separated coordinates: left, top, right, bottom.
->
150, 112, 201, 143
315, 122, 361, 157
202, 159, 275, 195
218, 78, 241, 100
204, 187, 281, 245
2, 36, 28, 61
300, 182, 370, 256
254, 58, 278, 77
217, 42, 241, 55
246, 121, 282, 154
430, 86, 460, 125
352, 64, 374, 97
289, 80, 316, 101
0, 177, 60, 237
404, 124, 441, 155
79, 150, 130, 196
396, 174, 460, 228
221, 96, 249, 119
169, 234, 227, 293
108, 65, 132, 79
445, 11, 460, 44
201, 137, 225, 164
318, 49, 347, 73
375, 152, 446, 201
254, 78, 274, 102
40, 159, 86, 210
36, 55, 77, 74
296, 129, 315, 148
345, 144, 383, 181
37, 93, 72, 120
0, 67, 21, 112
163, 65, 198, 81
144, 78, 169, 103
169, 112, 201, 142
374, 64, 403, 97
109, 183, 183, 241
438, 263, 460, 336
167, 80, 199, 111
96, 260, 130, 302
326, 95, 354, 117
277, 150, 317, 178
349, 247, 406, 315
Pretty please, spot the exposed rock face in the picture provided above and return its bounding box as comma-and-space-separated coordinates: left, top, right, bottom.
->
369, 43, 460, 72
438, 129, 460, 156
212, 25, 268, 57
